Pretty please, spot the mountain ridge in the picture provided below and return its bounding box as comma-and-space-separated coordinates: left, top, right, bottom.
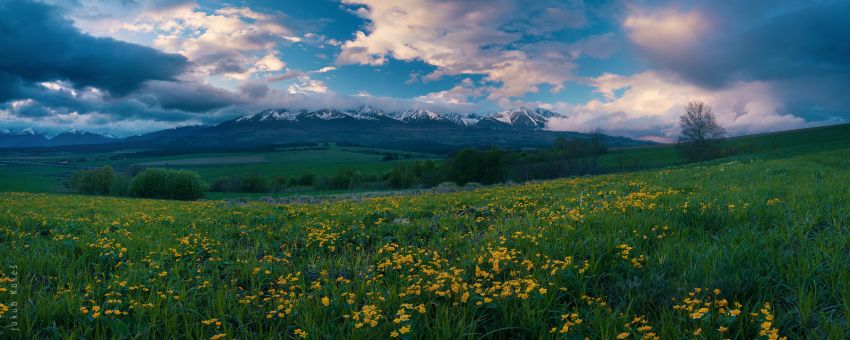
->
0, 106, 651, 152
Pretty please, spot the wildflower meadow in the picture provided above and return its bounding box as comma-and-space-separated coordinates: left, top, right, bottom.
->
1, 149, 848, 339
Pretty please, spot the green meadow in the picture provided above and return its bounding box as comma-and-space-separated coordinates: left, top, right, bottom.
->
1, 139, 848, 338
0, 146, 434, 194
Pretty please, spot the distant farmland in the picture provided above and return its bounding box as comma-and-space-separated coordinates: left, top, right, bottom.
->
135, 155, 269, 166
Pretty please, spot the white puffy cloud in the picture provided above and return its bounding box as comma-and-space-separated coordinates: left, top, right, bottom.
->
415, 78, 484, 105
142, 4, 297, 79
58, 1, 301, 80
286, 76, 329, 94
337, 0, 601, 102
311, 66, 337, 74
623, 7, 709, 58
547, 71, 811, 141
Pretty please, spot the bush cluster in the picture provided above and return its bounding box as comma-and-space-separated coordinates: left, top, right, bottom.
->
128, 168, 205, 200
69, 166, 205, 200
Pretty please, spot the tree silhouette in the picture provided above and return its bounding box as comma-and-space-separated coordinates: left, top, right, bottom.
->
677, 101, 725, 162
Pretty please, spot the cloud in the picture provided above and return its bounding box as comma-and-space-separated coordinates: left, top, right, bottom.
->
135, 80, 244, 112
623, 7, 709, 59
0, 0, 188, 100
0, 91, 202, 136
4, 0, 845, 139
546, 71, 819, 141
622, 2, 850, 121
0, 0, 227, 135
287, 76, 329, 94
311, 66, 337, 74
415, 78, 485, 105
337, 0, 601, 102
63, 1, 304, 80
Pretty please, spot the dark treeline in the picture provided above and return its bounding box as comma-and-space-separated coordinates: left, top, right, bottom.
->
208, 169, 389, 193
208, 132, 609, 193
68, 133, 610, 199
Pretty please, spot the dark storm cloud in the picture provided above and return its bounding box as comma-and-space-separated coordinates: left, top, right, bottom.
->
136, 81, 244, 112
628, 2, 850, 90
0, 0, 189, 100
0, 0, 241, 135
238, 81, 271, 99
3, 82, 198, 123
627, 1, 850, 120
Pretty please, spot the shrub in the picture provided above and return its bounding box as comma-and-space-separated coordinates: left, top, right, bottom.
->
239, 173, 271, 193
128, 168, 205, 200
331, 168, 361, 190
447, 148, 504, 185
209, 177, 230, 192
294, 173, 315, 186
108, 174, 130, 196
387, 164, 416, 189
69, 166, 116, 195
272, 177, 290, 192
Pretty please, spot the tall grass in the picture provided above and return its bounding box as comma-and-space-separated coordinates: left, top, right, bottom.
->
0, 148, 848, 339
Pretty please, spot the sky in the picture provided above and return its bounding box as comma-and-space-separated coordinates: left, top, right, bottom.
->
0, 0, 848, 141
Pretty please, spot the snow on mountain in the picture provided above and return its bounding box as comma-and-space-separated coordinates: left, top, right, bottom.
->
443, 113, 480, 126
479, 107, 565, 129
532, 107, 563, 118
0, 128, 49, 148
346, 105, 386, 120
227, 106, 562, 129
301, 109, 350, 120
0, 128, 38, 136
14, 128, 37, 135
236, 109, 299, 122
170, 123, 204, 130
391, 109, 446, 123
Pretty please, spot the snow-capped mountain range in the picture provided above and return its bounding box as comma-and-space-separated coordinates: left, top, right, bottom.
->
0, 106, 649, 151
0, 128, 114, 148
226, 105, 565, 128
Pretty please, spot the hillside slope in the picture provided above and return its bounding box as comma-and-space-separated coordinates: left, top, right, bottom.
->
2, 147, 848, 338
598, 123, 850, 170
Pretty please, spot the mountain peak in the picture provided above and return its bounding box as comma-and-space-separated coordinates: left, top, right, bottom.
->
1, 128, 38, 136
303, 108, 349, 120
478, 107, 564, 129
236, 109, 298, 122
63, 128, 85, 135
346, 105, 386, 120
0, 128, 48, 148
48, 129, 113, 146
443, 112, 480, 126
394, 108, 445, 122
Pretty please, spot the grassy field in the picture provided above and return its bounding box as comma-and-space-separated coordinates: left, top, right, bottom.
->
1, 124, 848, 196
0, 146, 434, 193
598, 123, 850, 170
0, 164, 72, 193
1, 145, 848, 338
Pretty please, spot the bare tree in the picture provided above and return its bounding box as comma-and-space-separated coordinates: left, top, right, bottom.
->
677, 101, 725, 161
